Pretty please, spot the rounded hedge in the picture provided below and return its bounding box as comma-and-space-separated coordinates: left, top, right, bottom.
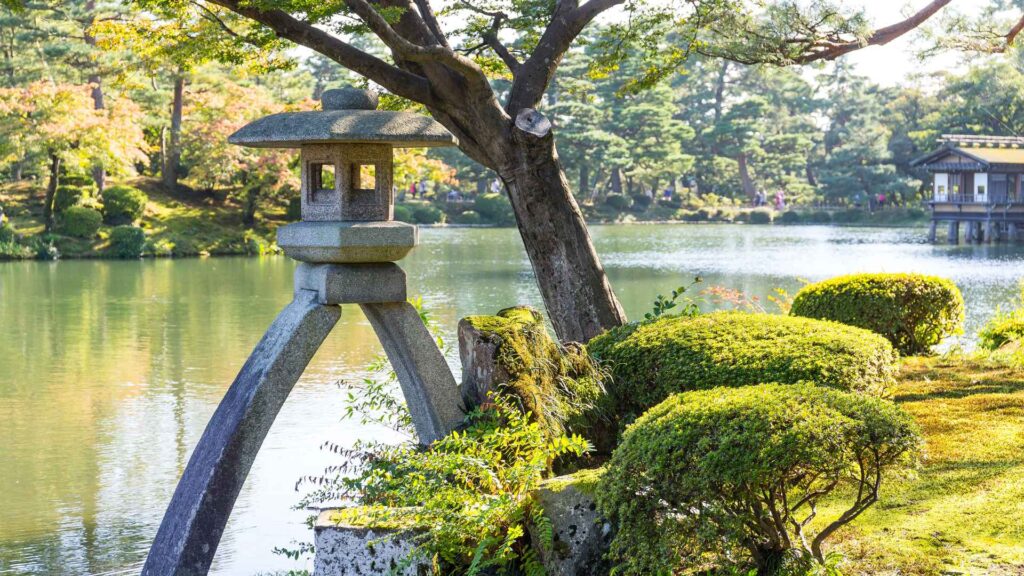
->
978, 309, 1024, 350
790, 273, 964, 355
779, 210, 803, 224
101, 185, 147, 225
630, 194, 653, 211
748, 208, 773, 224
393, 204, 415, 223
806, 210, 832, 224
604, 194, 632, 211
453, 210, 482, 225
108, 225, 146, 258
588, 311, 898, 419
61, 206, 102, 238
53, 185, 89, 213
597, 383, 921, 575
474, 193, 516, 226
412, 204, 445, 224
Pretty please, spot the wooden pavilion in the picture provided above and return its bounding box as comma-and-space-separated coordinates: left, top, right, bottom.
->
913, 134, 1024, 243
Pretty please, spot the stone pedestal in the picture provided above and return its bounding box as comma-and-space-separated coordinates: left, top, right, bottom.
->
313, 509, 428, 576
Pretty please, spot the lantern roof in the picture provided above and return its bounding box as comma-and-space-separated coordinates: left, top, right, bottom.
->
229, 87, 457, 149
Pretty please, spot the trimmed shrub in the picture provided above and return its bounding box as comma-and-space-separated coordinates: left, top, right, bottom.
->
630, 194, 653, 211
0, 223, 16, 244
604, 194, 632, 211
598, 383, 921, 576
108, 225, 146, 258
453, 210, 482, 225
101, 185, 147, 225
393, 204, 415, 223
588, 311, 898, 422
412, 204, 445, 224
61, 206, 102, 238
978, 311, 1024, 350
791, 273, 964, 355
779, 210, 803, 224
475, 193, 516, 226
53, 185, 89, 213
832, 208, 866, 224
807, 210, 833, 224
60, 173, 94, 188
748, 208, 773, 224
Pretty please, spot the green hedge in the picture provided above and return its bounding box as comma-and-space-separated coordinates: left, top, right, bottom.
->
597, 383, 921, 575
393, 204, 415, 223
453, 210, 482, 224
748, 208, 773, 224
604, 194, 633, 211
474, 193, 516, 226
412, 204, 445, 224
61, 206, 102, 238
108, 225, 146, 258
790, 273, 964, 355
588, 311, 898, 421
53, 185, 90, 213
978, 308, 1024, 350
101, 185, 147, 225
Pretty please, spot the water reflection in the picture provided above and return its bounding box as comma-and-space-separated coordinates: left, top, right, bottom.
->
2, 224, 1024, 575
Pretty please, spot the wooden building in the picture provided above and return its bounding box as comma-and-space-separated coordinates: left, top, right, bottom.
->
913, 134, 1024, 243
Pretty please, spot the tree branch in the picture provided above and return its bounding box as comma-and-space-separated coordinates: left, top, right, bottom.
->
203, 0, 432, 105
412, 0, 448, 48
483, 13, 521, 74
792, 0, 953, 63
507, 0, 624, 112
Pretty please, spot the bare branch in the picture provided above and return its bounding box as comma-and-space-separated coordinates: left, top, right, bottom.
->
483, 13, 521, 74
412, 0, 449, 48
190, 1, 239, 38
203, 0, 432, 105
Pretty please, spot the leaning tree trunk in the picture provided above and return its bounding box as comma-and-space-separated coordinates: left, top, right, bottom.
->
43, 153, 61, 232
497, 111, 627, 343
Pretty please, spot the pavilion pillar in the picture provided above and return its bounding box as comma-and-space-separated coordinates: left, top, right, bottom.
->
984, 221, 995, 243
1010, 223, 1019, 242
928, 221, 937, 243
947, 221, 960, 244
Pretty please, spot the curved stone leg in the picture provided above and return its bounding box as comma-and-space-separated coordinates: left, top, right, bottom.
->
360, 302, 465, 444
143, 290, 341, 576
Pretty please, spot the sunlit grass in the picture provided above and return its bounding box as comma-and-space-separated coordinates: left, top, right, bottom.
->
823, 355, 1024, 575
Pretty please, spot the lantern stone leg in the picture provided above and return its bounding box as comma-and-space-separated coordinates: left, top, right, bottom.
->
144, 87, 465, 576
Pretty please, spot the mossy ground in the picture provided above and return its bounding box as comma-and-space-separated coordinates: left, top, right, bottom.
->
821, 355, 1024, 575
0, 178, 284, 258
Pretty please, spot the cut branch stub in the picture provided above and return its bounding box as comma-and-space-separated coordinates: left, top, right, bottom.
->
515, 108, 552, 138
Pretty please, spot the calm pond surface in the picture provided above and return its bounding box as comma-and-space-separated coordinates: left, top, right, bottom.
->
3, 223, 1024, 575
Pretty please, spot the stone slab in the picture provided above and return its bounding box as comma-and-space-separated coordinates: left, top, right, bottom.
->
229, 109, 457, 149
278, 221, 417, 263
314, 509, 428, 576
530, 472, 613, 576
295, 262, 407, 304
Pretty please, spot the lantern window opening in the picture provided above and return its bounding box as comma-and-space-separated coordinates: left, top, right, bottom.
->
353, 163, 378, 194
309, 162, 336, 204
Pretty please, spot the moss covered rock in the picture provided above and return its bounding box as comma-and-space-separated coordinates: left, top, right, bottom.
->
588, 311, 899, 424
458, 306, 605, 439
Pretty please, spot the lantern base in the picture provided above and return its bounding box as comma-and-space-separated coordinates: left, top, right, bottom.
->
277, 221, 417, 263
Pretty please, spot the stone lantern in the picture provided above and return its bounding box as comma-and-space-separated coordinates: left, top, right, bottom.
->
143, 87, 465, 576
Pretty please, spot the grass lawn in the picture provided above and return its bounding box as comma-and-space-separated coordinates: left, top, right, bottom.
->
826, 355, 1024, 575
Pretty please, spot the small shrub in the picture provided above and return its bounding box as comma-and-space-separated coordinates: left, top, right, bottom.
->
807, 210, 833, 224
412, 204, 445, 224
475, 193, 516, 226
779, 210, 803, 224
630, 194, 652, 211
978, 311, 1024, 350
733, 210, 750, 222
832, 209, 866, 224
453, 209, 482, 225
791, 273, 965, 355
53, 185, 89, 213
694, 207, 713, 221
60, 173, 94, 188
286, 196, 302, 221
393, 204, 415, 223
588, 311, 898, 424
604, 194, 632, 211
61, 206, 102, 238
598, 383, 921, 576
108, 225, 146, 258
0, 223, 16, 244
749, 208, 773, 224
101, 185, 147, 225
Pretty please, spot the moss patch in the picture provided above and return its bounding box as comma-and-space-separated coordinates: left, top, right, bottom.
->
462, 306, 606, 440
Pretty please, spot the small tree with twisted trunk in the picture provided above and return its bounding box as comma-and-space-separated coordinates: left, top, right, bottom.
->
123, 0, 966, 342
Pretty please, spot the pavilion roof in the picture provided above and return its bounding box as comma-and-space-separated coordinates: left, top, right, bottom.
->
912, 135, 1024, 168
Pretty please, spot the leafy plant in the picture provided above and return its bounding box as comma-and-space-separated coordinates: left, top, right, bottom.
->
598, 383, 921, 576
61, 206, 102, 238
978, 282, 1024, 351
790, 273, 965, 355
101, 185, 148, 225
644, 276, 703, 320
107, 225, 146, 258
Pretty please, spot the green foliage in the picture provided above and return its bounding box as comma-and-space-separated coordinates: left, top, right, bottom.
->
474, 193, 516, 226
598, 383, 921, 575
749, 208, 773, 224
791, 273, 965, 355
53, 185, 91, 213
107, 225, 146, 258
412, 204, 446, 224
630, 194, 653, 211
604, 194, 632, 211
780, 210, 803, 224
61, 206, 102, 238
644, 276, 702, 321
454, 210, 482, 225
978, 283, 1024, 351
830, 209, 865, 224
0, 222, 15, 243
461, 307, 606, 440
393, 203, 415, 223
101, 185, 147, 225
307, 396, 590, 575
588, 311, 899, 426
806, 211, 832, 224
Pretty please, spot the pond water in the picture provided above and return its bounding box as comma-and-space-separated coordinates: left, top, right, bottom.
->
3, 223, 1024, 575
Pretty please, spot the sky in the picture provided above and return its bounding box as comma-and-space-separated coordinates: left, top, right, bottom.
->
843, 0, 992, 85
